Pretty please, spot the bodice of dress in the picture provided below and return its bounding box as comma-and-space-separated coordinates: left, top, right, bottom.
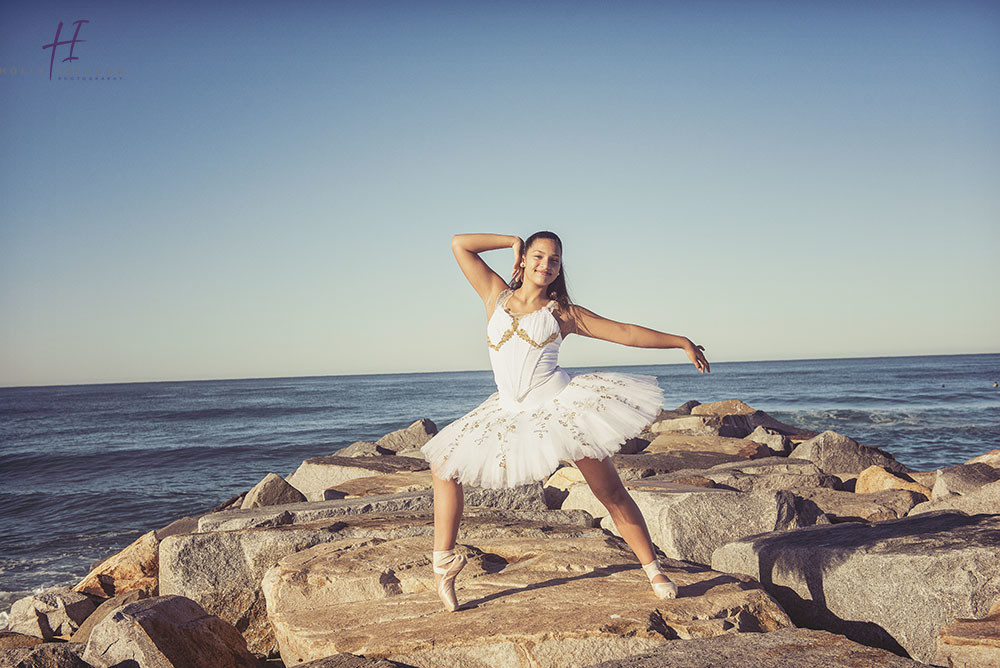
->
486, 288, 571, 410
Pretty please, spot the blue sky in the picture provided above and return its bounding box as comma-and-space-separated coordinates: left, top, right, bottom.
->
1, 1, 998, 386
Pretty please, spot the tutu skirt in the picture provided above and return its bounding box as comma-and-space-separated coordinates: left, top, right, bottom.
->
420, 371, 664, 489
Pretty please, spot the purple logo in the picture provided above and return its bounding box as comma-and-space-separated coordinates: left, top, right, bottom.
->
42, 20, 89, 80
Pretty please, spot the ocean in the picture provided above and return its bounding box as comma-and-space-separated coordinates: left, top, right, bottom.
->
1, 353, 998, 620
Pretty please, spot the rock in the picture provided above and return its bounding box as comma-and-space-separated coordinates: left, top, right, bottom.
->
690, 399, 757, 416
542, 465, 587, 509
197, 491, 435, 532
336, 441, 389, 457
583, 627, 932, 667
711, 511, 1000, 663
373, 418, 437, 453
689, 401, 817, 438
261, 524, 792, 666
909, 480, 1000, 515
649, 414, 753, 438
464, 483, 547, 510
82, 595, 259, 668
298, 655, 412, 668
789, 431, 909, 476
965, 449, 1000, 468
565, 478, 826, 565
786, 487, 926, 523
154, 515, 201, 540
70, 590, 144, 643
72, 530, 159, 598
855, 465, 931, 498
0, 642, 90, 667
163, 508, 595, 657
241, 472, 307, 509
934, 600, 1000, 668
932, 463, 1000, 500
0, 632, 44, 650
7, 588, 98, 640
677, 457, 842, 493
209, 492, 247, 513
746, 425, 793, 455
325, 470, 432, 498
285, 455, 429, 501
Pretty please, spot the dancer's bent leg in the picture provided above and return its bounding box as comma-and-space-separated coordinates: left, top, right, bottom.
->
575, 456, 677, 597
431, 466, 467, 611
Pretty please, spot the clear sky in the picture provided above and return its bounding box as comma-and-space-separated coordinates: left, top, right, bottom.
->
1, 1, 998, 387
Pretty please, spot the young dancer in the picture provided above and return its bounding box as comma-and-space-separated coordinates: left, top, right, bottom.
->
420, 231, 710, 612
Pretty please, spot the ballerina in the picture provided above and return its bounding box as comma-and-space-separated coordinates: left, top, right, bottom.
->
420, 231, 710, 612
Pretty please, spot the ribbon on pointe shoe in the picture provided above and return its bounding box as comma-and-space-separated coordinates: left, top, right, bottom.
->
433, 549, 467, 612
641, 560, 678, 600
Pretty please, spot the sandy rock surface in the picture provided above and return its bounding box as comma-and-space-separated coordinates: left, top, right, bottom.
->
286, 455, 430, 502
262, 526, 791, 667
790, 430, 909, 476
6, 588, 98, 640
933, 599, 1000, 668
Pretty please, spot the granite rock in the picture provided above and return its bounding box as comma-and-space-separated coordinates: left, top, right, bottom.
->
6, 588, 98, 640
73, 530, 160, 599
909, 480, 1000, 516
286, 455, 430, 502
933, 599, 1000, 668
241, 472, 307, 509
784, 487, 926, 523
789, 431, 909, 476
711, 511, 1000, 663
931, 462, 1000, 500
854, 465, 931, 498
82, 594, 259, 668
0, 642, 90, 668
262, 527, 791, 667
582, 627, 931, 667
70, 589, 145, 643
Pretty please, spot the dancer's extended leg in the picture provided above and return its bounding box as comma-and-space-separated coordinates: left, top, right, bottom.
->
431, 467, 466, 611
574, 456, 678, 599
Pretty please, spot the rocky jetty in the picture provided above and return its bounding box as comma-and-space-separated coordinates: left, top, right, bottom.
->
2, 405, 998, 667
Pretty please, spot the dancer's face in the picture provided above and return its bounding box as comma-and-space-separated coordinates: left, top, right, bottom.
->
523, 239, 561, 287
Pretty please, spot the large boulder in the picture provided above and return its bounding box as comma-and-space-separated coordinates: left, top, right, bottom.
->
285, 455, 429, 501
789, 431, 909, 476
73, 530, 160, 598
909, 480, 1000, 516
325, 470, 432, 498
689, 400, 817, 438
261, 525, 792, 667
583, 627, 932, 667
372, 418, 437, 453
745, 425, 794, 456
670, 457, 842, 493
965, 449, 1000, 467
82, 595, 259, 668
70, 590, 145, 643
934, 599, 1000, 668
711, 511, 1000, 663
0, 642, 90, 667
6, 588, 98, 640
162, 508, 598, 657
931, 462, 1000, 500
241, 472, 306, 509
564, 478, 827, 565
785, 487, 926, 523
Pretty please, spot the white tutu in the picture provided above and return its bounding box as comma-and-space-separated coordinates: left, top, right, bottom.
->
420, 288, 664, 489
421, 370, 664, 488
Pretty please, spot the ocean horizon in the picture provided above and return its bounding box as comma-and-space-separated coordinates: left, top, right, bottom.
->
2, 352, 998, 621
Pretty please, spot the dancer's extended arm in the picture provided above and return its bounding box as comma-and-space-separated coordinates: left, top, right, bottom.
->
569, 305, 710, 373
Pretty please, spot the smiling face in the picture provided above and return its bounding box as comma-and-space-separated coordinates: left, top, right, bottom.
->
522, 237, 561, 287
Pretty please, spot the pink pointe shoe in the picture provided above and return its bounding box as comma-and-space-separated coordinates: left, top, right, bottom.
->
642, 560, 678, 600
433, 549, 467, 612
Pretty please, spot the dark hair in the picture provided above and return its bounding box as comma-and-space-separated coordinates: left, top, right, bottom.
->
508, 230, 572, 307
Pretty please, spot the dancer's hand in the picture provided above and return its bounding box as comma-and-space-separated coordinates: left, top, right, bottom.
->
511, 236, 524, 280
684, 340, 710, 374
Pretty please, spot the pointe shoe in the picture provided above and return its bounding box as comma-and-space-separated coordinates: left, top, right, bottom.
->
433, 549, 467, 612
642, 560, 678, 600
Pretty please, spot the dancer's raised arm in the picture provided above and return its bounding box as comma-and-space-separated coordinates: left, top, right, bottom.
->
451, 233, 522, 306
569, 305, 710, 373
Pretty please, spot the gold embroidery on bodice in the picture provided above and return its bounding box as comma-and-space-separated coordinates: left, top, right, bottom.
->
486, 291, 560, 350
487, 310, 560, 350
